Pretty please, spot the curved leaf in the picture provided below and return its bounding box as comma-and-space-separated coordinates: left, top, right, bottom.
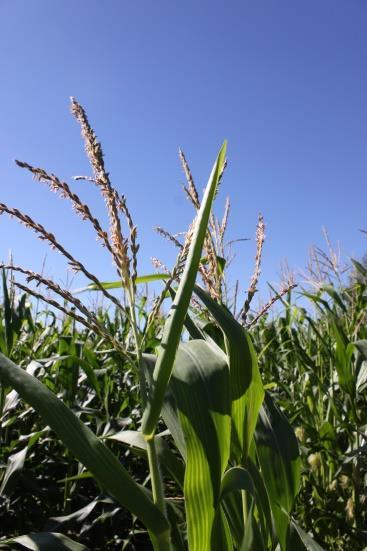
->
255, 393, 300, 550
220, 463, 272, 548
194, 284, 264, 461
142, 142, 227, 438
0, 353, 169, 541
287, 520, 325, 550
0, 446, 28, 497
0, 532, 89, 550
169, 340, 231, 551
220, 467, 255, 501
72, 273, 170, 293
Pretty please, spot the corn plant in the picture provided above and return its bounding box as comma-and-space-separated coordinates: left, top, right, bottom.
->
251, 253, 367, 550
0, 100, 319, 550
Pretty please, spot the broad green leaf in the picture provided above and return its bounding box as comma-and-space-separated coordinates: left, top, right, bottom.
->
169, 340, 231, 551
0, 532, 89, 550
142, 142, 227, 437
255, 393, 301, 550
73, 273, 170, 293
194, 284, 264, 461
0, 353, 169, 542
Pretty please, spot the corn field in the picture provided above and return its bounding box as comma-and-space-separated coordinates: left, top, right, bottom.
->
0, 101, 366, 550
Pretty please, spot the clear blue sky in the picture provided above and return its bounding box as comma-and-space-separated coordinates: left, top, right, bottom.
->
0, 0, 366, 304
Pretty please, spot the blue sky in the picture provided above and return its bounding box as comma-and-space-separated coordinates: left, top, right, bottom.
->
0, 0, 366, 305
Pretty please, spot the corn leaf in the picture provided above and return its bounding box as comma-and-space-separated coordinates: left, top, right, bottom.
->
73, 273, 170, 293
219, 464, 272, 548
0, 532, 89, 550
255, 393, 300, 550
142, 142, 227, 437
0, 353, 169, 541
45, 500, 99, 531
0, 446, 28, 496
194, 284, 264, 462
220, 467, 255, 500
169, 340, 231, 551
245, 456, 273, 545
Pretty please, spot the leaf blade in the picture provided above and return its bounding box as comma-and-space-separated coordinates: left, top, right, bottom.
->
142, 142, 227, 437
0, 353, 169, 539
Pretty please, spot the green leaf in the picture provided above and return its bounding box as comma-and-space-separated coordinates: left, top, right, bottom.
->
73, 273, 170, 293
142, 142, 227, 438
169, 340, 231, 551
220, 463, 272, 548
0, 353, 169, 541
255, 393, 301, 550
194, 284, 264, 461
245, 456, 273, 545
0, 532, 89, 550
